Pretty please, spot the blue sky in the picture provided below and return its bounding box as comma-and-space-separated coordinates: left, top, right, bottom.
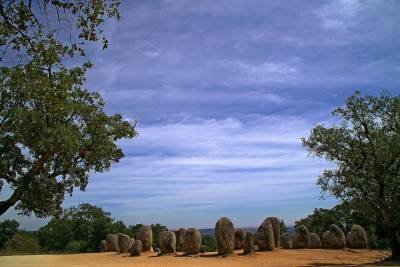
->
3, 0, 400, 230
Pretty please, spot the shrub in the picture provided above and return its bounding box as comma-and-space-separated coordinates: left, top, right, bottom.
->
3, 232, 40, 255
201, 235, 217, 252
65, 240, 88, 253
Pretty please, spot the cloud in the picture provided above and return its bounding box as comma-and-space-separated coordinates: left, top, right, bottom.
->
55, 115, 332, 228
315, 0, 362, 30
3, 0, 400, 230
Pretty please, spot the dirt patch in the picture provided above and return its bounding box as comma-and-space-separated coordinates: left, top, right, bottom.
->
0, 249, 392, 267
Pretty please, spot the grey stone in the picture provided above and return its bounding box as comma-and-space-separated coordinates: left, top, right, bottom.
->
281, 233, 292, 249
106, 234, 119, 252
160, 231, 176, 254
136, 225, 153, 251
174, 228, 186, 252
322, 224, 346, 249
215, 217, 235, 255
346, 225, 367, 249
234, 229, 246, 250
243, 232, 254, 254
100, 240, 107, 252
130, 240, 142, 257
257, 219, 275, 251
184, 228, 201, 255
309, 233, 321, 249
293, 225, 310, 249
118, 233, 131, 253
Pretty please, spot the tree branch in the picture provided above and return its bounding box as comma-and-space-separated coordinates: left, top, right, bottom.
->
0, 152, 51, 216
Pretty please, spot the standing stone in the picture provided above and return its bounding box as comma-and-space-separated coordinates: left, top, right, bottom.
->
184, 228, 201, 255
106, 234, 119, 252
346, 225, 368, 249
309, 233, 321, 248
160, 231, 176, 254
235, 229, 246, 249
175, 228, 186, 252
281, 233, 292, 249
100, 240, 107, 252
136, 225, 153, 251
130, 240, 142, 257
118, 233, 131, 253
322, 224, 346, 249
215, 217, 235, 255
293, 225, 310, 249
243, 232, 254, 254
266, 217, 281, 247
257, 219, 275, 251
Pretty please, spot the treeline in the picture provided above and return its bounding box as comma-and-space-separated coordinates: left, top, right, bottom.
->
0, 204, 168, 254
2, 201, 388, 255
295, 202, 389, 249
0, 203, 220, 255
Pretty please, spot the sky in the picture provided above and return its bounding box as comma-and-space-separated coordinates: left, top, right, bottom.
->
2, 0, 400, 230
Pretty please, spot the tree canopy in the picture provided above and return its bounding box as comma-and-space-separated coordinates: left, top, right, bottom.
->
0, 0, 121, 65
38, 203, 122, 252
0, 1, 136, 217
302, 91, 400, 258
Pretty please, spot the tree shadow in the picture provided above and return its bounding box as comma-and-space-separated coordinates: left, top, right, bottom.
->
302, 264, 362, 266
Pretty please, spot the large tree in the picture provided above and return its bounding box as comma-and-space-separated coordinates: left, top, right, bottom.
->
38, 203, 120, 252
302, 91, 400, 258
0, 0, 137, 217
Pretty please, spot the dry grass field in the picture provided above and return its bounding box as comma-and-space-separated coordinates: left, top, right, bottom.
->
1, 249, 396, 267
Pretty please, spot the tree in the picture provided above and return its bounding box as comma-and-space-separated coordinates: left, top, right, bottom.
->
38, 203, 118, 252
302, 91, 400, 258
3, 231, 40, 254
0, 0, 121, 64
151, 224, 168, 249
296, 202, 389, 249
201, 235, 217, 252
0, 219, 19, 248
0, 0, 137, 217
128, 223, 144, 238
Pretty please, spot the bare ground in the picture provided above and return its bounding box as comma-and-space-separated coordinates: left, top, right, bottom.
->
0, 249, 397, 267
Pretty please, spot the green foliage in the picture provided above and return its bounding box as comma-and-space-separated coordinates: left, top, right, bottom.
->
0, 0, 134, 218
38, 218, 73, 251
111, 220, 131, 236
0, 219, 19, 248
302, 91, 400, 256
201, 235, 217, 252
0, 63, 136, 216
151, 224, 168, 248
296, 207, 344, 237
296, 202, 390, 249
128, 224, 144, 239
65, 240, 88, 254
3, 232, 40, 255
38, 203, 120, 252
0, 0, 121, 64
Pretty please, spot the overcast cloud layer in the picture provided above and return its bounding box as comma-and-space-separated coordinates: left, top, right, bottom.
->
3, 0, 400, 230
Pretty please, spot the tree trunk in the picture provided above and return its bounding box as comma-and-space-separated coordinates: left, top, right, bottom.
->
0, 189, 21, 215
392, 229, 400, 260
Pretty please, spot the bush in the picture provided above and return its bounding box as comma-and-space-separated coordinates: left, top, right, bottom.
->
202, 235, 217, 252
65, 240, 88, 253
0, 219, 19, 249
3, 232, 40, 255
